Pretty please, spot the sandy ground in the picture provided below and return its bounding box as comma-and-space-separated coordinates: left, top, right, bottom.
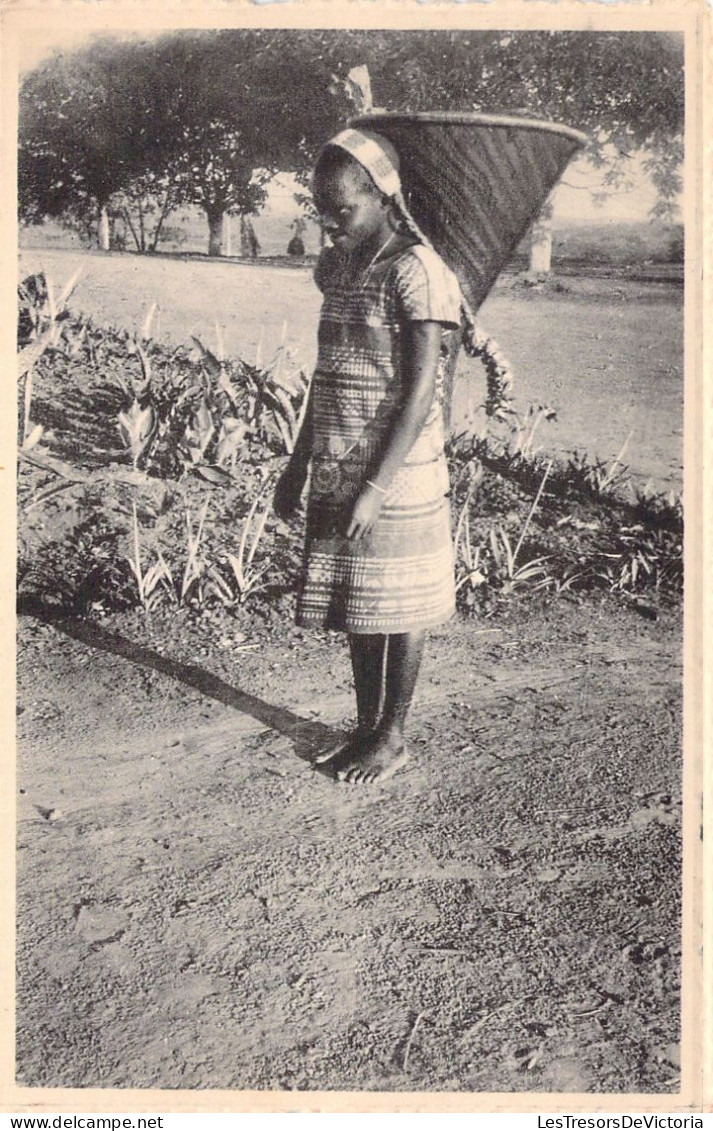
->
17, 598, 682, 1094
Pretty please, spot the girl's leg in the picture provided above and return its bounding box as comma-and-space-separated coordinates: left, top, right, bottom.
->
315, 633, 385, 765
340, 630, 425, 783
378, 630, 426, 742
349, 633, 387, 736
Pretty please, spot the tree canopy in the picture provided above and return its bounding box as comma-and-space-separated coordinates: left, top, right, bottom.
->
19, 38, 165, 221
19, 29, 684, 249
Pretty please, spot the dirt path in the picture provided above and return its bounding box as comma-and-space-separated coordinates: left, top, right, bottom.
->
16, 598, 682, 1094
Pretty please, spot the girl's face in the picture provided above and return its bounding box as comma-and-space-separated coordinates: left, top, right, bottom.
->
312, 166, 390, 256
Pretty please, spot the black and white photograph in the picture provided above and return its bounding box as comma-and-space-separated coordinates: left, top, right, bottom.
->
5, 2, 705, 1111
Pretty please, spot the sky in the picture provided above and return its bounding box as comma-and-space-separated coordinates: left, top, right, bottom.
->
15, 27, 672, 227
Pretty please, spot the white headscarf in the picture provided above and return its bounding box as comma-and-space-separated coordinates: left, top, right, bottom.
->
323, 128, 403, 198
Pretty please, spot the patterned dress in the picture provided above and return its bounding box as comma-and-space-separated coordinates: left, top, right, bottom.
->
297, 241, 463, 635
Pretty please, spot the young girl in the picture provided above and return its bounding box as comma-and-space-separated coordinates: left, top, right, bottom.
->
273, 127, 463, 784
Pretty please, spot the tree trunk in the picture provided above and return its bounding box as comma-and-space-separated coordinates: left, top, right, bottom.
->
207, 208, 224, 257
98, 205, 110, 251
121, 207, 141, 253
149, 191, 173, 253
528, 198, 554, 276
137, 197, 146, 253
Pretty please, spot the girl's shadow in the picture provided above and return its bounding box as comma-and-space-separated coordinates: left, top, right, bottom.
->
37, 612, 337, 764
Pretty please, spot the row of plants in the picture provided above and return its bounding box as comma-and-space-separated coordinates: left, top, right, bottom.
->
446, 403, 683, 611
17, 470, 299, 616
17, 272, 683, 623
17, 457, 683, 622
18, 272, 307, 475
450, 455, 682, 612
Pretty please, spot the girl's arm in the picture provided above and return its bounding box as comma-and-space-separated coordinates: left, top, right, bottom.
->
273, 384, 314, 519
346, 320, 441, 541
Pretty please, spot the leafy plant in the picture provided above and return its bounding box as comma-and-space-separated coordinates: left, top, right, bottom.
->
208, 489, 272, 605
567, 432, 633, 499
17, 269, 82, 363
159, 499, 211, 606
179, 395, 215, 467
596, 525, 682, 594
260, 375, 309, 454
127, 503, 170, 611
113, 326, 234, 476
182, 332, 256, 468
487, 525, 553, 593
631, 481, 683, 530
447, 401, 557, 500
18, 269, 82, 450
533, 568, 583, 596
485, 460, 555, 593
235, 344, 309, 455
19, 510, 127, 614
118, 398, 158, 470
454, 482, 486, 596
116, 328, 160, 468
507, 404, 557, 461
214, 416, 248, 469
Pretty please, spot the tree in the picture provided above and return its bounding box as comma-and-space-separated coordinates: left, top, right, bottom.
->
141, 30, 355, 255
260, 29, 683, 271
18, 33, 279, 253
171, 120, 269, 256
19, 27, 367, 252
108, 169, 183, 253
350, 31, 683, 200
19, 37, 167, 247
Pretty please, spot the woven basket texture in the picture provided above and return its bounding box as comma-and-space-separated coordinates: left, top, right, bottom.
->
350, 112, 587, 311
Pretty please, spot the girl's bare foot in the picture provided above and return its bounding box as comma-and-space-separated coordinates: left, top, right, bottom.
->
337, 733, 410, 784
313, 727, 373, 772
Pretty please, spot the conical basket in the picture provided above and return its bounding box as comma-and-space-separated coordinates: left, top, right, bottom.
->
349, 112, 587, 312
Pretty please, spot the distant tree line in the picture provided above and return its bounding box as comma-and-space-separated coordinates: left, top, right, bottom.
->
18, 30, 684, 262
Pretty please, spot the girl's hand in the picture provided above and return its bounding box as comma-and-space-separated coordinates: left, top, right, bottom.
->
273, 462, 307, 520
346, 483, 386, 540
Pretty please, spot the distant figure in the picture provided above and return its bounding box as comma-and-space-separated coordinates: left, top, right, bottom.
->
287, 234, 306, 258
240, 216, 260, 259
287, 216, 308, 257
